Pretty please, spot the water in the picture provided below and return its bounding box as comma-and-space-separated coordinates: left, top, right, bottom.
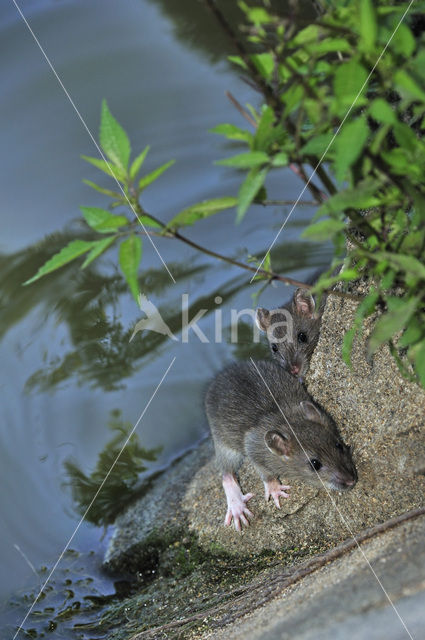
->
0, 0, 330, 636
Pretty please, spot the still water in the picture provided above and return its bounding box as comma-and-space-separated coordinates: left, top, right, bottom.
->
0, 0, 330, 636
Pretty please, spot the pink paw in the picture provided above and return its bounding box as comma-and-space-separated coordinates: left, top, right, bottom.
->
224, 492, 254, 532
264, 479, 291, 509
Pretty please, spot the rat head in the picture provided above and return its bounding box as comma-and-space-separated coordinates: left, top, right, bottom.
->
256, 289, 322, 379
264, 401, 358, 491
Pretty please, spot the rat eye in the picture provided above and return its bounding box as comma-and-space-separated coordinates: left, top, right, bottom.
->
271, 344, 278, 352
310, 458, 322, 471
335, 442, 343, 451
297, 332, 307, 344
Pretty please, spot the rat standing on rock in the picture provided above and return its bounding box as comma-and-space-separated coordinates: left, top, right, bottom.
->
206, 359, 357, 531
256, 288, 325, 380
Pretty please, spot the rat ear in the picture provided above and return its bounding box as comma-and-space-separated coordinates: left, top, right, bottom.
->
300, 401, 325, 424
265, 430, 291, 458
255, 307, 271, 332
293, 288, 315, 318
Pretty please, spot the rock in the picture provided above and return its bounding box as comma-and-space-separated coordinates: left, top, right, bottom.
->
182, 288, 425, 555
202, 511, 425, 640
104, 439, 213, 573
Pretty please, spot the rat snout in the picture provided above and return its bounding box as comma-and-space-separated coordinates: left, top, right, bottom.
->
334, 474, 357, 491
290, 365, 300, 375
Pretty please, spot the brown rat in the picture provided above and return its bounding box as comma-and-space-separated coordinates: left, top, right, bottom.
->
256, 288, 325, 380
206, 359, 357, 531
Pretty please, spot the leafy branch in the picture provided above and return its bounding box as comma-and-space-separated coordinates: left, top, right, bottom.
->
23, 0, 425, 387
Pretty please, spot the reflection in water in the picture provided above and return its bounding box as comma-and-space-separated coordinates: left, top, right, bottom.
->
65, 409, 161, 527
0, 227, 327, 393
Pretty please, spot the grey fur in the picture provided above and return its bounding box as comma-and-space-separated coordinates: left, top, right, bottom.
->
206, 359, 357, 491
256, 288, 325, 379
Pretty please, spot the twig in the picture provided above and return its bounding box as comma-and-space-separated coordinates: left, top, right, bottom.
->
225, 91, 256, 128
131, 506, 425, 639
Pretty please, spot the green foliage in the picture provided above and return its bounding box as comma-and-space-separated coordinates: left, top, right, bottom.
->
166, 197, 237, 230
22, 4, 425, 387
80, 206, 128, 233
23, 240, 98, 285
23, 102, 176, 300
209, 0, 425, 386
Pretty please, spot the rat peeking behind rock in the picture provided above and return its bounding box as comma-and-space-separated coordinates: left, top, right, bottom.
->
206, 359, 357, 532
256, 288, 324, 381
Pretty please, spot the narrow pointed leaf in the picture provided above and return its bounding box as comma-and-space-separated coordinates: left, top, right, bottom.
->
100, 100, 131, 173
80, 206, 129, 233
237, 167, 268, 223
333, 117, 369, 182
359, 0, 377, 53
216, 151, 269, 169
81, 155, 126, 181
119, 235, 142, 302
368, 297, 419, 356
166, 197, 237, 230
23, 240, 96, 285
209, 123, 254, 143
81, 236, 117, 268
130, 145, 150, 180
302, 219, 346, 241
83, 180, 122, 199
138, 160, 175, 191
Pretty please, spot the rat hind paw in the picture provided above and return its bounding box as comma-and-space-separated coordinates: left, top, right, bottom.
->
224, 492, 254, 531
264, 478, 291, 509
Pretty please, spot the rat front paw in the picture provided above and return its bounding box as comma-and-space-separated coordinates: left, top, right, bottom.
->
264, 479, 291, 509
224, 492, 254, 532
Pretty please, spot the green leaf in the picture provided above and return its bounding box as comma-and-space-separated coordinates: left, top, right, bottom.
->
292, 24, 320, 45
368, 297, 419, 356
130, 146, 150, 180
271, 152, 288, 167
342, 327, 357, 367
310, 37, 352, 55
80, 206, 129, 233
81, 236, 117, 269
414, 340, 425, 387
23, 240, 96, 285
237, 167, 268, 223
251, 53, 274, 80
119, 235, 142, 302
81, 155, 126, 181
138, 160, 175, 191
390, 23, 415, 57
368, 99, 396, 125
333, 117, 369, 182
394, 70, 425, 104
228, 55, 248, 70
100, 100, 131, 173
209, 123, 254, 143
302, 219, 346, 242
393, 123, 419, 153
302, 133, 334, 156
334, 60, 368, 105
83, 179, 122, 199
315, 179, 382, 218
281, 84, 304, 117
398, 320, 423, 349
137, 215, 162, 230
253, 106, 276, 151
166, 197, 237, 230
359, 0, 377, 53
216, 151, 269, 169
372, 252, 425, 281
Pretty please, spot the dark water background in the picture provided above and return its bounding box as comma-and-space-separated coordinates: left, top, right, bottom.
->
0, 0, 330, 636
